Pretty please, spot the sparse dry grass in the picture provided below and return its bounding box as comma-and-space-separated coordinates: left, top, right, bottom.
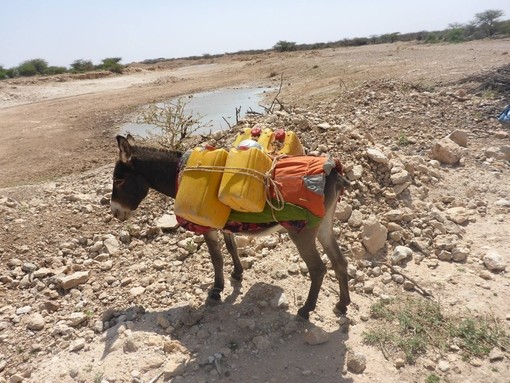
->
363, 296, 508, 364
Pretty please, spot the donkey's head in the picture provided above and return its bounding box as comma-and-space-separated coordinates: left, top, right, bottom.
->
110, 135, 150, 221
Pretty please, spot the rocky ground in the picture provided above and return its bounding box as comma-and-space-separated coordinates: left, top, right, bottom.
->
1, 40, 510, 383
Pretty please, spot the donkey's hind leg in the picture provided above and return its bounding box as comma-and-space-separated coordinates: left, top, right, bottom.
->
287, 227, 325, 320
317, 187, 351, 314
203, 230, 226, 301
223, 232, 243, 281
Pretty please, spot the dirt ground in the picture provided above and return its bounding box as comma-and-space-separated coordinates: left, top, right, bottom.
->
1, 39, 509, 383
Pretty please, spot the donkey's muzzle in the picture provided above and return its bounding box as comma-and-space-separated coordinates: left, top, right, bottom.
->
110, 201, 132, 221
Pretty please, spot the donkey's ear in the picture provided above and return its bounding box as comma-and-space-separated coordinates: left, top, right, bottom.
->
116, 135, 132, 163
126, 134, 135, 145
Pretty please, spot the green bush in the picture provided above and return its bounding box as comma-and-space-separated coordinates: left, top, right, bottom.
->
71, 59, 94, 72
273, 40, 296, 52
5, 68, 18, 78
46, 66, 67, 75
17, 62, 38, 76
100, 57, 124, 74
30, 58, 49, 74
445, 28, 466, 43
16, 58, 49, 76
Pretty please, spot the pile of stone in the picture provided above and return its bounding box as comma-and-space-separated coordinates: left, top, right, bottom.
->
0, 79, 509, 382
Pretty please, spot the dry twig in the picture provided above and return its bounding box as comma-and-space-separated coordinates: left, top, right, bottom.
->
376, 262, 435, 299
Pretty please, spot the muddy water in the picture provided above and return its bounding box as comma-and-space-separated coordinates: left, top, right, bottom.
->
120, 87, 272, 138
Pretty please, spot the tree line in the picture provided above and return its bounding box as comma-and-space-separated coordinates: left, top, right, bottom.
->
0, 57, 123, 80
1, 9, 507, 79
274, 9, 508, 51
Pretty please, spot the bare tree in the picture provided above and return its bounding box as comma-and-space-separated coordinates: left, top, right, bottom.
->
474, 9, 504, 37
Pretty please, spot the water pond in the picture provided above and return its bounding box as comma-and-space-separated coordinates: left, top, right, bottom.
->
120, 87, 272, 138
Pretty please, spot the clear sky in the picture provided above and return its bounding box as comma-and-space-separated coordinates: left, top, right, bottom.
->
1, 0, 509, 68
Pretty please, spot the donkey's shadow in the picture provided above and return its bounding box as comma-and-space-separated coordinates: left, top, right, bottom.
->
100, 281, 353, 382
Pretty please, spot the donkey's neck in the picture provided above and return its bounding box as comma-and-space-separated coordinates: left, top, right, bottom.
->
132, 148, 182, 198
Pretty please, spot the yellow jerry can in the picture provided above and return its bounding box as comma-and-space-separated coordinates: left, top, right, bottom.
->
218, 147, 273, 212
256, 128, 275, 154
278, 130, 305, 155
232, 127, 253, 149
174, 147, 231, 228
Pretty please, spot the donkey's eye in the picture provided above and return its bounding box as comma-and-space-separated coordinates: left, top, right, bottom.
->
114, 179, 124, 186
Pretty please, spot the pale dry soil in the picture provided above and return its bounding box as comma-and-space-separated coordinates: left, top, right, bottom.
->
1, 40, 510, 383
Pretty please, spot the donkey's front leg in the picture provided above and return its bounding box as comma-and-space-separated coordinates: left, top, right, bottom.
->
203, 230, 225, 301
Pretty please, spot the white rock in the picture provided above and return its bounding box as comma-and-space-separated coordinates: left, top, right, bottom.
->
489, 348, 505, 362
445, 207, 470, 224
130, 286, 146, 297
26, 313, 45, 331
366, 148, 389, 164
348, 210, 363, 227
362, 216, 388, 255
390, 169, 410, 185
235, 235, 251, 248
304, 327, 329, 345
16, 306, 32, 315
495, 199, 510, 207
347, 352, 367, 373
438, 360, 450, 372
392, 246, 413, 264
385, 209, 403, 221
431, 138, 462, 165
57, 271, 90, 290
177, 239, 198, 253
69, 338, 86, 352
33, 268, 54, 278
393, 182, 411, 195
335, 201, 352, 222
435, 235, 458, 250
104, 236, 120, 255
271, 293, 289, 308
483, 249, 506, 272
452, 247, 469, 262
163, 354, 189, 379
67, 312, 87, 327
156, 214, 179, 230
346, 164, 363, 181
317, 122, 331, 130
448, 130, 468, 147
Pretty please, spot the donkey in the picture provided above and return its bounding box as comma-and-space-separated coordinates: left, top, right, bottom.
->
110, 135, 351, 319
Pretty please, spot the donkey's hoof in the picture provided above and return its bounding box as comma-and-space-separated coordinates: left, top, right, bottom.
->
297, 307, 310, 321
207, 288, 222, 302
334, 302, 348, 315
230, 272, 243, 282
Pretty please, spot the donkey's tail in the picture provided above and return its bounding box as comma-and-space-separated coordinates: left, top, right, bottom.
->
336, 173, 350, 189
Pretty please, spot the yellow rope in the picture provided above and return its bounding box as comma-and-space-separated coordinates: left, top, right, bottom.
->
265, 154, 286, 212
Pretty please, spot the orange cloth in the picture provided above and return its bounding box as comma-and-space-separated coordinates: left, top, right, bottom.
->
270, 156, 331, 217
